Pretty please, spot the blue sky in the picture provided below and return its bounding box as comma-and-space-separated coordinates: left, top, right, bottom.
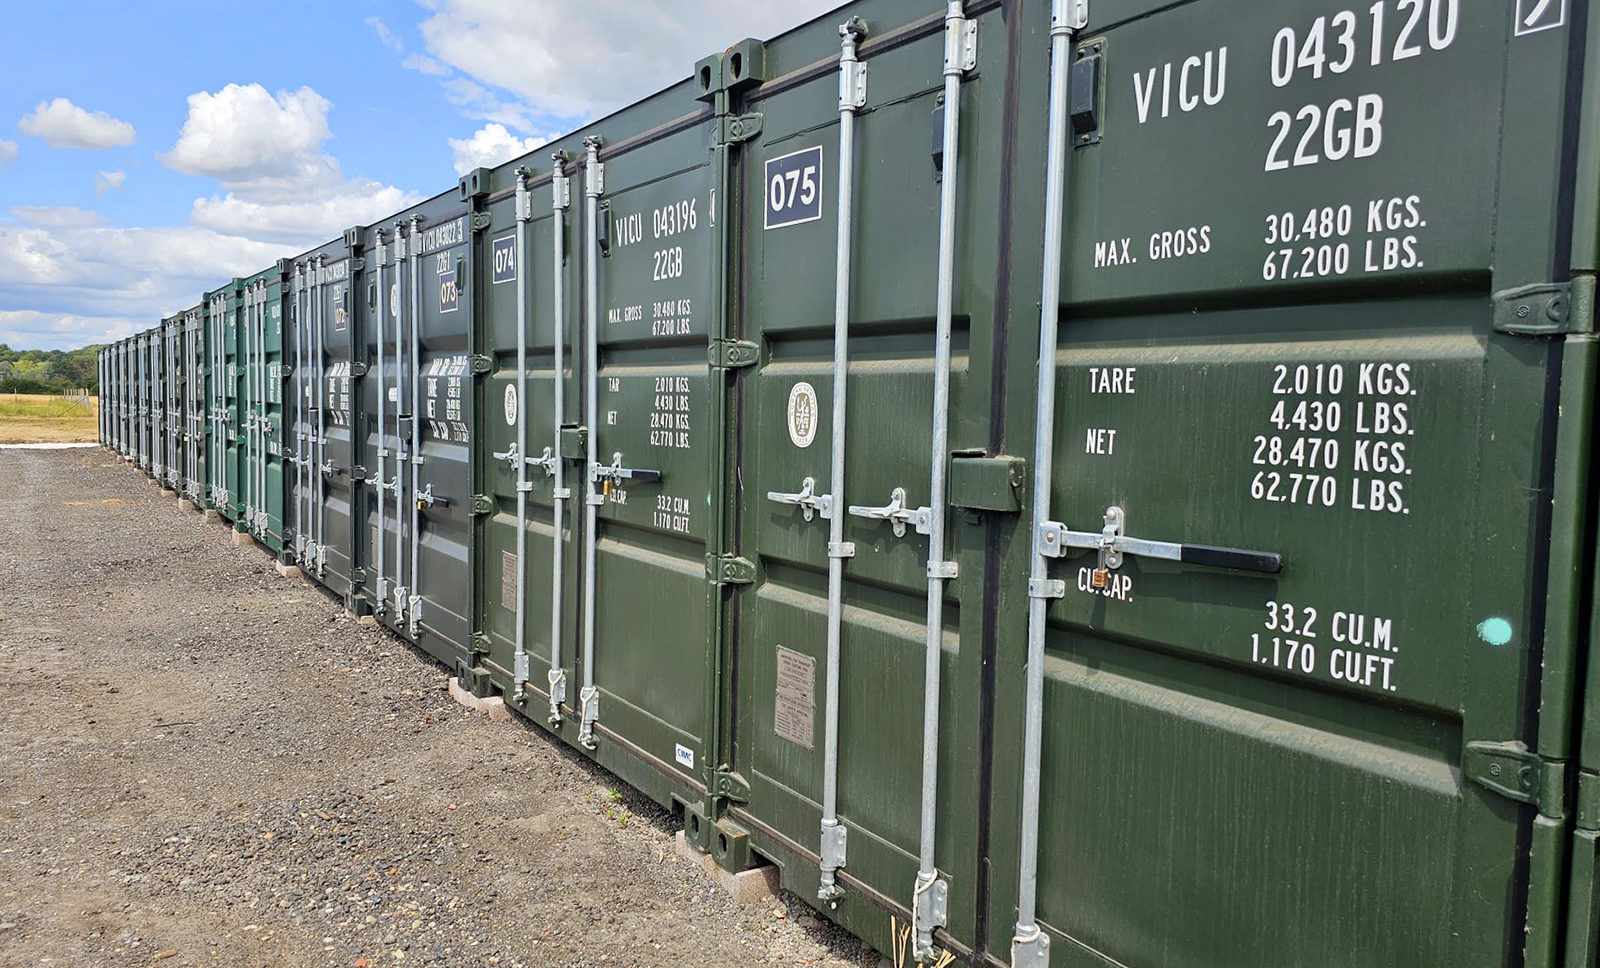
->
0, 0, 839, 350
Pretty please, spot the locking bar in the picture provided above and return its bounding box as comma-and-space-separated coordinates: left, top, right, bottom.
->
1014, 4, 1087, 967
547, 151, 573, 728
1037, 506, 1283, 575
817, 15, 868, 906
593, 452, 663, 486
767, 476, 834, 521
578, 137, 605, 751
847, 487, 931, 538
415, 484, 450, 510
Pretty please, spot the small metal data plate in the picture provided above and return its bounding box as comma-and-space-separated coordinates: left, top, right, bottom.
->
774, 646, 816, 749
500, 550, 517, 612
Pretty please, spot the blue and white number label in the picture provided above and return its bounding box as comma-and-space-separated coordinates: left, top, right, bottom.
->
439, 268, 460, 314
491, 235, 516, 285
764, 146, 823, 230
1515, 0, 1567, 35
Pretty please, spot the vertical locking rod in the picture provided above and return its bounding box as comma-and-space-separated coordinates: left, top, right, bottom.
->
819, 16, 868, 903
548, 153, 572, 726
578, 138, 604, 750
408, 216, 424, 636
512, 168, 533, 694
315, 257, 328, 574
295, 266, 309, 561
1014, 3, 1084, 967
393, 221, 410, 622
910, 1, 970, 958
374, 234, 390, 611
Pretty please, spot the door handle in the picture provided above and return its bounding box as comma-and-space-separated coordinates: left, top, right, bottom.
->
846, 487, 932, 538
767, 476, 833, 521
1038, 505, 1282, 579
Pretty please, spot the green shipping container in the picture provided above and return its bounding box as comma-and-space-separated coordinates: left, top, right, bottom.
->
444, 0, 1600, 964
93, 0, 1600, 963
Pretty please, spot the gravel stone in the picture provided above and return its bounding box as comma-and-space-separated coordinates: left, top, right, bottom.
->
0, 450, 876, 968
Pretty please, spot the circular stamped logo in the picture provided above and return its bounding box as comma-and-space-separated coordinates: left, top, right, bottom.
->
503, 383, 518, 427
787, 382, 819, 448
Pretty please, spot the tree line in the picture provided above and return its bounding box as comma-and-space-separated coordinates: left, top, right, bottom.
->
0, 344, 104, 395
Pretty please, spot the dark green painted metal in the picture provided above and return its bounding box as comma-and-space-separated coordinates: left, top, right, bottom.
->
986, 3, 1596, 967
285, 235, 365, 607
205, 281, 243, 522
222, 264, 290, 554
160, 313, 183, 493
104, 1, 1600, 965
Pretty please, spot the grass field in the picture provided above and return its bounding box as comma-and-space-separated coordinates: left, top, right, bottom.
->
0, 393, 99, 444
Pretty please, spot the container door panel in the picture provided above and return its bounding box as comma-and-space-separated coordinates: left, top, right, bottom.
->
990, 2, 1580, 965
321, 258, 358, 599
728, 8, 1007, 955
410, 212, 475, 666
473, 173, 583, 720
576, 118, 719, 782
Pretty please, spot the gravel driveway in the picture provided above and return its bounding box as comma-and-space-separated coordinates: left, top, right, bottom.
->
0, 449, 871, 968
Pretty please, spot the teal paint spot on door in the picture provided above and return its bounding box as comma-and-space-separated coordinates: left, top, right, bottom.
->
1477, 617, 1513, 646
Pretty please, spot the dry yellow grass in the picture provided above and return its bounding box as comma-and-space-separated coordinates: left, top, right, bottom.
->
0, 393, 100, 444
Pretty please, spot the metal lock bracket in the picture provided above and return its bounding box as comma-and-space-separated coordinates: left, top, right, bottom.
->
767, 476, 833, 521
847, 487, 932, 538
706, 554, 757, 585
710, 339, 759, 369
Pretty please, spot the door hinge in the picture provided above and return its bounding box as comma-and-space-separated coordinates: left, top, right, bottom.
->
709, 339, 759, 369
470, 632, 491, 656
469, 354, 493, 375
711, 770, 751, 803
350, 257, 366, 273
469, 494, 495, 516
349, 567, 368, 586
705, 554, 756, 585
720, 112, 764, 145
1578, 771, 1600, 832
471, 212, 494, 232
1464, 741, 1567, 816
1493, 283, 1572, 335
350, 361, 370, 378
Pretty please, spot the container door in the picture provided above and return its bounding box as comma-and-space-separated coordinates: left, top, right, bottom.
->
363, 234, 400, 622
262, 278, 287, 553
989, 2, 1586, 966
318, 252, 359, 601
184, 310, 202, 502
404, 211, 475, 666
287, 265, 313, 567
720, 6, 1023, 956
470, 165, 582, 721
167, 320, 182, 490
152, 331, 165, 480
568, 102, 720, 795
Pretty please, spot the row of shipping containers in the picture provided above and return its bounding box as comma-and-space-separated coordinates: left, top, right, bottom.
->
97, 0, 1600, 965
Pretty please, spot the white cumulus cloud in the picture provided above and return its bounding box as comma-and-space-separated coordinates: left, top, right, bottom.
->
161, 83, 421, 245
2, 84, 426, 350
187, 182, 419, 245
0, 139, 16, 169
162, 84, 333, 194
406, 1, 843, 125
0, 220, 294, 348
95, 170, 126, 195
17, 98, 137, 149
449, 123, 549, 176
0, 310, 138, 351
11, 206, 106, 229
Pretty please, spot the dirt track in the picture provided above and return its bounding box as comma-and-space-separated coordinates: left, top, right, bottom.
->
0, 448, 870, 968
